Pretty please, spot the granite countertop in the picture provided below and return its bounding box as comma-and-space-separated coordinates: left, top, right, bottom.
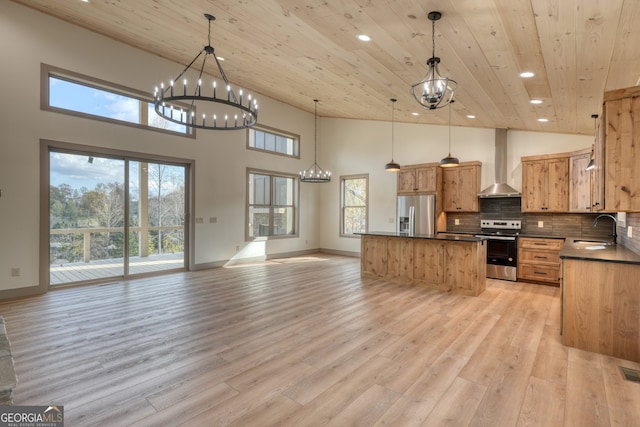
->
560, 237, 640, 265
359, 231, 485, 243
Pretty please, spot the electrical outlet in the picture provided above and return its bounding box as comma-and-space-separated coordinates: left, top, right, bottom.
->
628, 226, 633, 238
235, 245, 240, 252
455, 219, 460, 225
195, 217, 203, 224
209, 217, 217, 223
538, 221, 544, 228
11, 268, 20, 277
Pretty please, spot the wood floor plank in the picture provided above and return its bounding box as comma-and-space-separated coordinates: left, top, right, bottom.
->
1, 254, 639, 426
373, 350, 471, 426
469, 345, 538, 427
564, 348, 612, 426
422, 376, 487, 426
530, 324, 569, 384
516, 376, 566, 427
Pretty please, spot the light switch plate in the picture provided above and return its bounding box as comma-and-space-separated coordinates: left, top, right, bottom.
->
538, 221, 544, 228
629, 226, 633, 238
455, 219, 460, 225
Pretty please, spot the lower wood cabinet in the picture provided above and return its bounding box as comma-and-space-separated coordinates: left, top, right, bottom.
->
517, 237, 564, 285
562, 258, 640, 362
361, 234, 486, 296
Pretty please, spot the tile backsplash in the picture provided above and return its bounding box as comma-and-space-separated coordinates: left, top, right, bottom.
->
445, 197, 618, 243
618, 212, 640, 253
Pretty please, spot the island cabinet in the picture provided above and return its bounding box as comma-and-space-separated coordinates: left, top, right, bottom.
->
442, 161, 481, 212
562, 258, 640, 363
397, 163, 439, 194
569, 148, 592, 212
360, 234, 486, 296
594, 86, 640, 212
521, 154, 569, 212
517, 237, 564, 285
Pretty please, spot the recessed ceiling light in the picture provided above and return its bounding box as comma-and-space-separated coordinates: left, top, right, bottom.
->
520, 71, 535, 78
530, 99, 543, 104
537, 118, 549, 122
357, 34, 371, 42
467, 115, 476, 119
411, 112, 420, 116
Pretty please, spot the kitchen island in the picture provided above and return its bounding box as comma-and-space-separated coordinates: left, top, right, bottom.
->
560, 239, 640, 362
359, 232, 487, 296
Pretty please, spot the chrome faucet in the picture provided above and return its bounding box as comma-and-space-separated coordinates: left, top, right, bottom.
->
593, 214, 617, 244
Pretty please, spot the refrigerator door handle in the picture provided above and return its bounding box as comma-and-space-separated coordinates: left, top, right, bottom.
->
409, 206, 415, 235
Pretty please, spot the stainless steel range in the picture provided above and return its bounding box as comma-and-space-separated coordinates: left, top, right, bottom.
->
475, 219, 521, 281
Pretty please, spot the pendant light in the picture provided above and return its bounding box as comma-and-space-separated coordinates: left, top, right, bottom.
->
385, 98, 401, 172
440, 101, 459, 168
300, 100, 331, 183
585, 114, 598, 171
411, 11, 457, 110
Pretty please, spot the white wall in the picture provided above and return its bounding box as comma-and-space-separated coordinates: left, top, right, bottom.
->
318, 120, 593, 252
0, 2, 321, 292
0, 2, 594, 293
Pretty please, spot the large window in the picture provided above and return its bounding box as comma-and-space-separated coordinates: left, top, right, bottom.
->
41, 64, 192, 137
247, 169, 298, 238
247, 125, 299, 158
341, 174, 368, 236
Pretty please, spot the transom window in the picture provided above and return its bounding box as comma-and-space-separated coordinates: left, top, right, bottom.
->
247, 169, 298, 239
248, 125, 299, 158
41, 64, 193, 137
341, 174, 368, 236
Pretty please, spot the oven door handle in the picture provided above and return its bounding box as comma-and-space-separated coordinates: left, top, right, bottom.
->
475, 235, 517, 241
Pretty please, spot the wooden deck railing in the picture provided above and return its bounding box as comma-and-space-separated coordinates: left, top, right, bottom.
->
50, 226, 183, 263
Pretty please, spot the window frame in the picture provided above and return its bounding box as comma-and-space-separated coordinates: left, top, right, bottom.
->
40, 63, 195, 138
340, 173, 369, 237
247, 124, 300, 159
246, 168, 299, 240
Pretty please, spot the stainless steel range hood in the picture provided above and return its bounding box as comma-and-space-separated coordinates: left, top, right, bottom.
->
478, 128, 521, 198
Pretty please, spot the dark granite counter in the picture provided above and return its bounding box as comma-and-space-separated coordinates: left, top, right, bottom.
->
560, 237, 640, 265
359, 231, 485, 243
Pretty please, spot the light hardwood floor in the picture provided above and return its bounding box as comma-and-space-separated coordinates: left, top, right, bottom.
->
1, 254, 639, 426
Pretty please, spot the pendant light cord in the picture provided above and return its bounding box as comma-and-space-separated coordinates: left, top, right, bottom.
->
432, 17, 436, 59
314, 100, 318, 163
391, 98, 396, 158
448, 101, 452, 154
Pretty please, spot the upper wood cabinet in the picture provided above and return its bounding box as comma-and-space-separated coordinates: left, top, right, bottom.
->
397, 163, 439, 194
521, 154, 569, 212
442, 162, 481, 212
569, 148, 592, 213
595, 86, 640, 212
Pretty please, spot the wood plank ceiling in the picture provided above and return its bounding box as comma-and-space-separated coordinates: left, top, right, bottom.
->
12, 0, 640, 135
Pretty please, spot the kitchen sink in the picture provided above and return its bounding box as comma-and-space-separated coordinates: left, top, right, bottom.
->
573, 239, 613, 246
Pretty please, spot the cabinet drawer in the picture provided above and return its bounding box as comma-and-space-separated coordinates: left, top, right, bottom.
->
519, 264, 560, 284
519, 249, 560, 264
519, 237, 564, 251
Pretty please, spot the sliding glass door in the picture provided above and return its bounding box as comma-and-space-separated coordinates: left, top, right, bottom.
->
128, 161, 185, 276
48, 149, 187, 285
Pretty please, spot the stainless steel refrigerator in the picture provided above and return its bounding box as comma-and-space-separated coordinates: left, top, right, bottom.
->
397, 194, 436, 235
